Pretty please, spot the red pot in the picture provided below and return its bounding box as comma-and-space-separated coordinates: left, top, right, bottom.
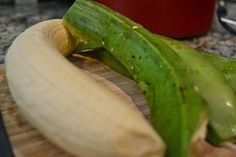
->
97, 0, 216, 38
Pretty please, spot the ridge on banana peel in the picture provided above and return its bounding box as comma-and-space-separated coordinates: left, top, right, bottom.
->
5, 20, 165, 157
76, 40, 236, 92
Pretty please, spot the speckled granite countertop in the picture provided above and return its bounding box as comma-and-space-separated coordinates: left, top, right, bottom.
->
0, 2, 69, 63
0, 2, 236, 64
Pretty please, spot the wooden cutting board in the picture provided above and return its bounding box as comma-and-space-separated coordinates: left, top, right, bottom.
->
0, 54, 236, 157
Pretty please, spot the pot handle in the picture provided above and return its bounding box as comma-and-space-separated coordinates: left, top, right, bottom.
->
217, 0, 236, 35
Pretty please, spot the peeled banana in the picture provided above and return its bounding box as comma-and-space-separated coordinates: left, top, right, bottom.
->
5, 19, 165, 157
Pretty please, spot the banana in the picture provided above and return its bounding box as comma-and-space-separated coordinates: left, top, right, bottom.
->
5, 19, 165, 157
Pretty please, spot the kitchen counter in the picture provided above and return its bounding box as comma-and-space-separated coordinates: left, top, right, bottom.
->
0, 2, 69, 63
0, 2, 236, 64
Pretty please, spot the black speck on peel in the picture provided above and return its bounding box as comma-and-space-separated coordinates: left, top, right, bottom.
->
146, 82, 151, 86
177, 46, 181, 50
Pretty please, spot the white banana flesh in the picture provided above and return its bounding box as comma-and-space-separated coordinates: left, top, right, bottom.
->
5, 19, 165, 157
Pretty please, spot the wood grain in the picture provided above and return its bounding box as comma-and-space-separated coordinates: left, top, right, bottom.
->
0, 54, 236, 157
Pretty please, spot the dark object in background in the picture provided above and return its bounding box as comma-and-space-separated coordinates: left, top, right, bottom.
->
217, 0, 236, 35
38, 0, 75, 3
0, 112, 14, 157
97, 0, 216, 39
0, 0, 14, 4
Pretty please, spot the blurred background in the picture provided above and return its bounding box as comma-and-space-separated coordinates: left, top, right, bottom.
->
0, 0, 235, 63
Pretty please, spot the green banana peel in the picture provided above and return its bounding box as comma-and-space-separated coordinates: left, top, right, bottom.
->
157, 36, 236, 145
94, 4, 236, 144
200, 52, 236, 92
63, 1, 207, 157
87, 2, 236, 144
77, 35, 236, 145
76, 47, 236, 92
